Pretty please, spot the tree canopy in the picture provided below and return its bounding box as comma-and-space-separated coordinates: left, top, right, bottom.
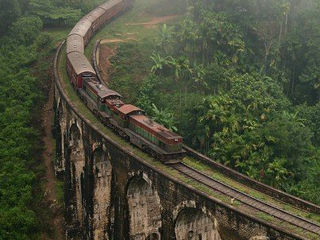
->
132, 0, 320, 204
0, 0, 105, 37
0, 0, 105, 238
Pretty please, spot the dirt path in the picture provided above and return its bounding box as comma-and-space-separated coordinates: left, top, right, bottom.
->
41, 80, 64, 240
126, 15, 179, 28
99, 44, 119, 84
100, 38, 126, 44
98, 15, 179, 83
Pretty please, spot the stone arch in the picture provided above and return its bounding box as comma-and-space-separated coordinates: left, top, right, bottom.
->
92, 145, 113, 240
146, 232, 160, 240
173, 200, 197, 220
69, 120, 82, 145
175, 207, 221, 240
126, 174, 162, 240
55, 98, 66, 173
69, 122, 85, 225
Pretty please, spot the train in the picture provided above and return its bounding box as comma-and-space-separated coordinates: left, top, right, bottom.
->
65, 0, 185, 163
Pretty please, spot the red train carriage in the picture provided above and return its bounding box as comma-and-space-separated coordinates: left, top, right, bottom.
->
116, 104, 143, 127
129, 115, 183, 154
66, 52, 96, 88
85, 81, 122, 101
105, 98, 124, 117
83, 81, 122, 110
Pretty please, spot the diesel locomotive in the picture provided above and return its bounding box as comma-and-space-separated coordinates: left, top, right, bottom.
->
66, 0, 185, 163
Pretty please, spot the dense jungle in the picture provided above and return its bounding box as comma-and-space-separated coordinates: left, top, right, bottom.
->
110, 0, 320, 205
1, 0, 320, 239
0, 0, 104, 238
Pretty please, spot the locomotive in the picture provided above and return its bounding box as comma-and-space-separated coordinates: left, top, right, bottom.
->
66, 0, 185, 163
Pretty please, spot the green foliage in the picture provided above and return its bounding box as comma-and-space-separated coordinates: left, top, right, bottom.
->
0, 0, 25, 36
0, 7, 55, 238
144, 0, 186, 16
109, 41, 155, 103
0, 0, 105, 35
127, 0, 320, 204
0, 63, 41, 239
9, 16, 43, 45
29, 0, 81, 26
136, 74, 158, 113
151, 104, 177, 132
296, 103, 320, 146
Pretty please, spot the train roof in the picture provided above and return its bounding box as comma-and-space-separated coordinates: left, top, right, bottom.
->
69, 19, 92, 37
117, 104, 142, 115
99, 0, 123, 10
105, 98, 124, 108
67, 52, 96, 75
130, 115, 183, 141
66, 34, 84, 54
81, 7, 106, 23
86, 81, 122, 99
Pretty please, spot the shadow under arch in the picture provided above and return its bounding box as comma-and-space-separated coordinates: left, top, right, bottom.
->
55, 99, 66, 173
146, 232, 160, 240
174, 207, 221, 240
69, 123, 81, 148
67, 122, 85, 225
91, 146, 113, 240
126, 174, 162, 240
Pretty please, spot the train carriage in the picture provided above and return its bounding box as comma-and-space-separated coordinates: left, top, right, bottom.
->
83, 7, 107, 32
99, 0, 125, 22
129, 115, 183, 154
83, 80, 122, 112
99, 0, 122, 11
115, 104, 143, 128
66, 34, 84, 54
69, 19, 93, 45
66, 52, 96, 88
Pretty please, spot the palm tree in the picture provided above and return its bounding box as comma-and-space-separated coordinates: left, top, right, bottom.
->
151, 104, 178, 132
150, 53, 166, 75
158, 24, 173, 54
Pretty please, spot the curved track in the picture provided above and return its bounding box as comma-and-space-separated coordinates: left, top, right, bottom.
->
172, 162, 320, 235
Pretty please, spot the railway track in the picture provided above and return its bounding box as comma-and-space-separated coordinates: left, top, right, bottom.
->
172, 162, 320, 236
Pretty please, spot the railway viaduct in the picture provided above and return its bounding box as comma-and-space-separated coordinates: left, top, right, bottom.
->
53, 15, 320, 240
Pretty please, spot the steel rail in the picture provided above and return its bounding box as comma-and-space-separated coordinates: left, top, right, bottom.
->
172, 162, 320, 235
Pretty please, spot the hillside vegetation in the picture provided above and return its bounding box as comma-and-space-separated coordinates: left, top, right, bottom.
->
0, 0, 103, 239
109, 0, 320, 204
